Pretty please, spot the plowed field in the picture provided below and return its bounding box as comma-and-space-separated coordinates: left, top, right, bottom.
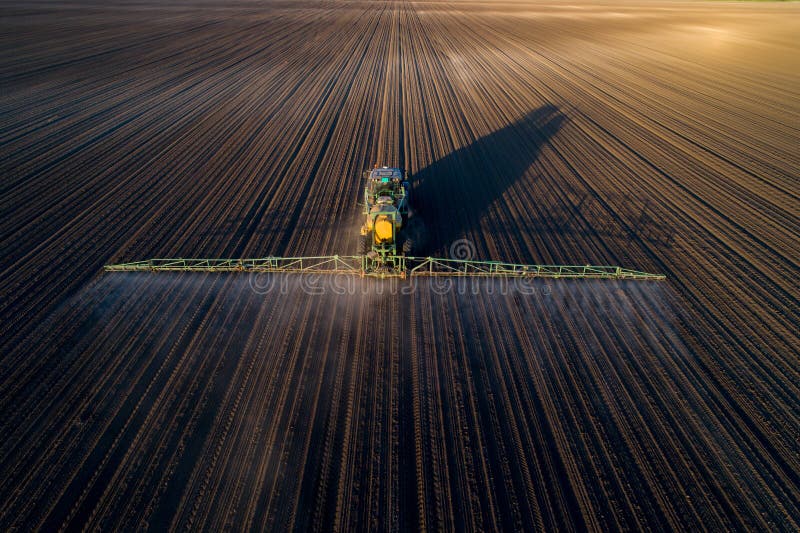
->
1, 0, 798, 530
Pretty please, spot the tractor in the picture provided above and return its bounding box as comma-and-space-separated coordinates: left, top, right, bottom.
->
360, 167, 411, 272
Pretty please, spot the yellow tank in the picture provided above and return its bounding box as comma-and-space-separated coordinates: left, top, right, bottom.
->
374, 216, 394, 243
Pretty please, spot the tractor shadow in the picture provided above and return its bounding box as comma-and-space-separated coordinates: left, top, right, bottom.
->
409, 105, 565, 257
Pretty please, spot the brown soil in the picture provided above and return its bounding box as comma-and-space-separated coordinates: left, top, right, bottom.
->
1, 1, 798, 530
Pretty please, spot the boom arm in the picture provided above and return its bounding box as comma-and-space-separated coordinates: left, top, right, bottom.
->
104, 255, 665, 280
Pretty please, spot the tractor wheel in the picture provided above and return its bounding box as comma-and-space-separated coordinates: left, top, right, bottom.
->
402, 215, 427, 255
361, 234, 371, 255
402, 237, 414, 255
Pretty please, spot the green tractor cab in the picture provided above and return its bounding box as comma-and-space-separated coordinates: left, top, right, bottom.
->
363, 167, 409, 217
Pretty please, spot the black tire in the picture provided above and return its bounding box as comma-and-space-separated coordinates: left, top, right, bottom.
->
403, 215, 427, 256
361, 234, 371, 254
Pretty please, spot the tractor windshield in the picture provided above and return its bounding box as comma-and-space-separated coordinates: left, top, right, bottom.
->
369, 179, 395, 197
